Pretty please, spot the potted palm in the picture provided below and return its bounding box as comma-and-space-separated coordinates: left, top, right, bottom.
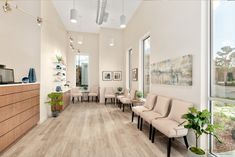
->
182, 107, 221, 157
47, 92, 64, 117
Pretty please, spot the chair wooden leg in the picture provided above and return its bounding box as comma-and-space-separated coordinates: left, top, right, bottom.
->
137, 116, 140, 129
122, 104, 125, 112
88, 96, 89, 102
72, 97, 74, 104
140, 118, 143, 131
183, 136, 189, 149
131, 111, 134, 122
149, 124, 152, 140
151, 128, 155, 143
167, 138, 172, 157
105, 98, 107, 105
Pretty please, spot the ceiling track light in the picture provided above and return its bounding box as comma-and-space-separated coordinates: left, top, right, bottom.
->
70, 0, 78, 23
37, 17, 43, 26
3, 0, 11, 13
69, 36, 74, 43
120, 0, 126, 28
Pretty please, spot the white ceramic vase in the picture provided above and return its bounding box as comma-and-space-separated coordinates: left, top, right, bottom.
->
187, 147, 206, 157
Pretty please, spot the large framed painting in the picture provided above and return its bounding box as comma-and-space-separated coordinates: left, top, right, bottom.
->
113, 71, 122, 81
102, 71, 112, 81
151, 54, 192, 86
132, 68, 138, 81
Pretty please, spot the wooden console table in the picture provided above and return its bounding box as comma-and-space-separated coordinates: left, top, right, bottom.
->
0, 83, 40, 153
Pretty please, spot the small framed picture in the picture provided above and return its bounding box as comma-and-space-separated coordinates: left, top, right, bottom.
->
113, 71, 122, 81
102, 71, 112, 81
132, 68, 138, 81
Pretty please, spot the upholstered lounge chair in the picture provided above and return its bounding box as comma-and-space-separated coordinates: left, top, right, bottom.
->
71, 87, 83, 103
151, 99, 193, 157
104, 87, 115, 105
88, 85, 99, 102
131, 93, 157, 128
139, 96, 171, 140
120, 89, 136, 112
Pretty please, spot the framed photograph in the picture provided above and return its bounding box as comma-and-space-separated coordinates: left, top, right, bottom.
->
102, 71, 112, 81
132, 68, 138, 81
113, 71, 122, 81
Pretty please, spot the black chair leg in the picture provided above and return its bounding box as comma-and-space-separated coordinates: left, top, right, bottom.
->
72, 97, 74, 104
137, 116, 140, 129
140, 118, 143, 131
131, 112, 134, 122
105, 98, 107, 105
88, 96, 89, 102
149, 124, 152, 140
122, 104, 125, 112
183, 136, 189, 149
167, 138, 172, 157
151, 128, 155, 143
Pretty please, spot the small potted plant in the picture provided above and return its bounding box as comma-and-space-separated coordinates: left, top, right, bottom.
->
56, 55, 63, 63
136, 91, 143, 100
182, 107, 221, 157
47, 92, 64, 117
117, 87, 123, 93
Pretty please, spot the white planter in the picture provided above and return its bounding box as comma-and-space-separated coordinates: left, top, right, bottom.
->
187, 147, 206, 157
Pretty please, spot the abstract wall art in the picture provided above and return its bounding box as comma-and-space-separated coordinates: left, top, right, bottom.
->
151, 54, 192, 86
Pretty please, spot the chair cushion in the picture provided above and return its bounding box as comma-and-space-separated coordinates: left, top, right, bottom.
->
120, 98, 131, 104
117, 95, 125, 99
105, 94, 115, 98
88, 92, 98, 96
153, 96, 171, 117
132, 106, 150, 116
71, 93, 82, 97
168, 99, 193, 124
140, 111, 163, 124
152, 118, 188, 138
144, 94, 157, 109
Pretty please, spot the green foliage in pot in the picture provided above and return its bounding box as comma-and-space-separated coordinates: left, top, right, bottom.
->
47, 92, 64, 116
117, 87, 123, 92
136, 91, 143, 98
56, 55, 63, 63
182, 107, 222, 155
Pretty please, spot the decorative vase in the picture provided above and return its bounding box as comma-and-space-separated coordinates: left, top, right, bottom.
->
187, 147, 206, 157
56, 86, 62, 92
28, 68, 36, 83
22, 77, 29, 83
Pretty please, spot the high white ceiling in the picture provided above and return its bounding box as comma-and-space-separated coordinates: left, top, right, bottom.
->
52, 0, 141, 33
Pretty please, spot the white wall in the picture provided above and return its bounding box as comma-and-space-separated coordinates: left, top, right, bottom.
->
0, 1, 41, 82
123, 0, 206, 146
40, 0, 68, 123
67, 32, 99, 88
99, 28, 125, 103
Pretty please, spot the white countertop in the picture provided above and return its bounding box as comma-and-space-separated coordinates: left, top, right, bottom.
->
0, 82, 40, 87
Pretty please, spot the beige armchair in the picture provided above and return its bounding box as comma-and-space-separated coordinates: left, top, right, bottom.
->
117, 88, 129, 108
88, 85, 99, 102
120, 89, 136, 112
104, 87, 115, 105
131, 93, 157, 129
151, 99, 193, 157
139, 96, 171, 140
70, 87, 83, 103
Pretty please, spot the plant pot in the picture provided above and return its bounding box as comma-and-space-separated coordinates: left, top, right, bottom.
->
187, 147, 206, 157
52, 111, 59, 117
231, 129, 235, 140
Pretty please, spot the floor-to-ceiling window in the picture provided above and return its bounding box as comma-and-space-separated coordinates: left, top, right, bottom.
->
210, 1, 235, 156
142, 36, 150, 98
129, 49, 132, 90
76, 55, 89, 88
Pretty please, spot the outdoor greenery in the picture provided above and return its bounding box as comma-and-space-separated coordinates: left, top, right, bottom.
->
182, 107, 221, 155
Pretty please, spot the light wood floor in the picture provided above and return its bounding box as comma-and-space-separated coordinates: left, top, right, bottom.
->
1, 102, 187, 157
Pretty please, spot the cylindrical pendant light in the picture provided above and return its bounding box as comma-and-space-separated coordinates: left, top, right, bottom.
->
120, 14, 126, 28
120, 0, 126, 28
70, 0, 77, 23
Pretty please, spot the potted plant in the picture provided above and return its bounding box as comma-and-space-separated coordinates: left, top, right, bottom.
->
117, 87, 123, 93
47, 92, 64, 117
136, 91, 143, 99
56, 55, 63, 63
182, 107, 221, 157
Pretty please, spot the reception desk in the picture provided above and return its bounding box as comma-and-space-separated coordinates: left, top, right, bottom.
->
0, 83, 40, 153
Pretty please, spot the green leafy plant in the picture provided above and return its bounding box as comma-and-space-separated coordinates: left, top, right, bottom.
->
181, 107, 222, 155
117, 87, 123, 92
56, 55, 63, 63
136, 91, 143, 98
47, 92, 64, 117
